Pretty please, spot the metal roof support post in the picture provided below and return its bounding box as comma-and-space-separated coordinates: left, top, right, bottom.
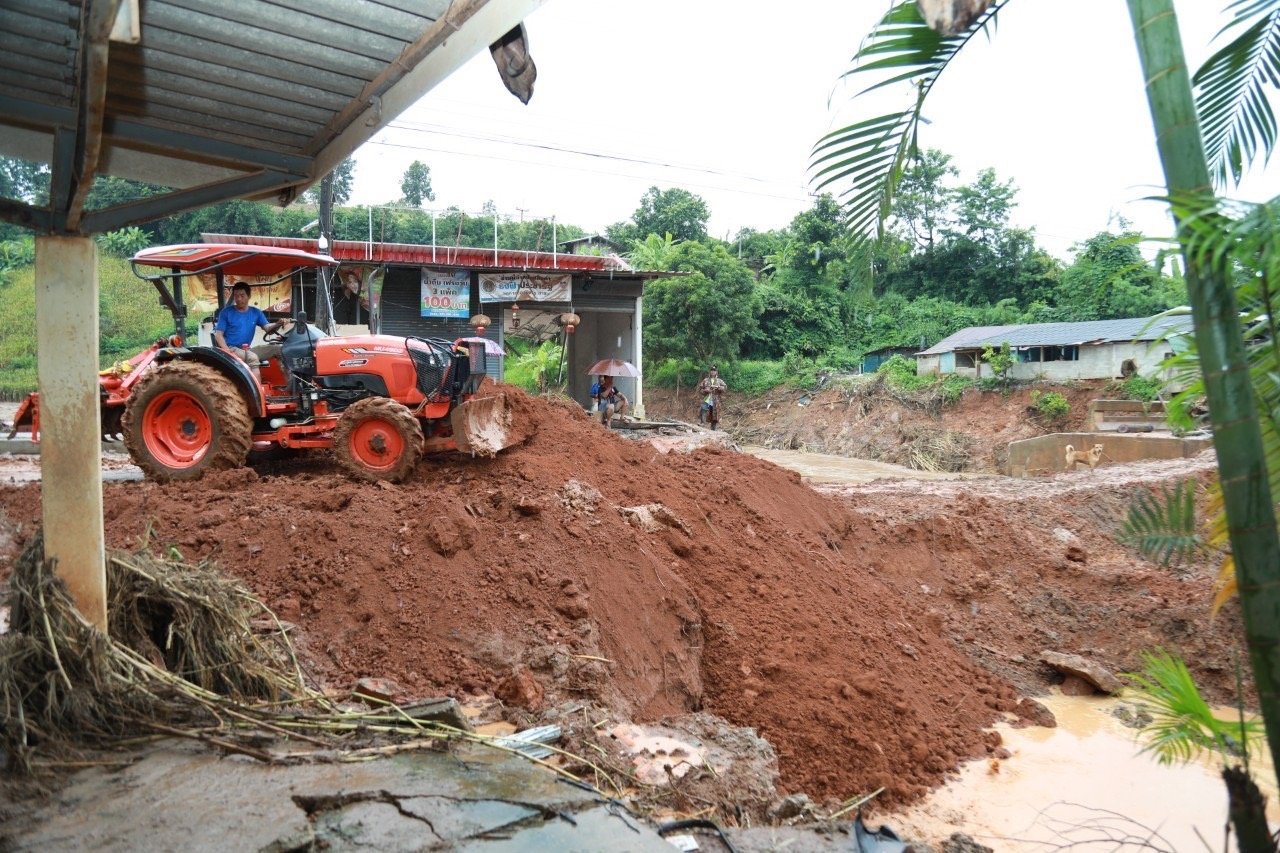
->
552, 217, 557, 269
36, 236, 107, 630
493, 215, 499, 265
633, 294, 645, 419
315, 173, 336, 334
432, 211, 437, 264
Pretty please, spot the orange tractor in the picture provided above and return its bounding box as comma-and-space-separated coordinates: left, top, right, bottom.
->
9, 243, 517, 482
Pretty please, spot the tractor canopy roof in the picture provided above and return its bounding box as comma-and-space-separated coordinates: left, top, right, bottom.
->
131, 243, 338, 279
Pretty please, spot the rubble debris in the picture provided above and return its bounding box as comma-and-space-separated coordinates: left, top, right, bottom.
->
1039, 651, 1123, 694
493, 724, 562, 759
618, 503, 692, 535
354, 677, 403, 704
1012, 698, 1058, 729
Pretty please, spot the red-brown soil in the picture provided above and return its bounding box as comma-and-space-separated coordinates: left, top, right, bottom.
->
0, 387, 1243, 814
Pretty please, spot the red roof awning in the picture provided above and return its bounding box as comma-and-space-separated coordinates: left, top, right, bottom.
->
201, 234, 633, 273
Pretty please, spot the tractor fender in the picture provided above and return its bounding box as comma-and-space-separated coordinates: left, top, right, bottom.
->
153, 346, 266, 417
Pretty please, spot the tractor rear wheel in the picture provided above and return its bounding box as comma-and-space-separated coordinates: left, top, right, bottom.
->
122, 361, 252, 482
333, 397, 424, 482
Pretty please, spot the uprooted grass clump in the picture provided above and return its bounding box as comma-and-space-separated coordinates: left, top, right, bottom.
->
0, 531, 305, 773
0, 532, 625, 803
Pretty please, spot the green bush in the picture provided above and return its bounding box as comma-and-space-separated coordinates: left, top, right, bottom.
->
0, 256, 175, 398
877, 354, 932, 393
646, 358, 790, 395
725, 360, 789, 394
1120, 375, 1164, 402
781, 352, 819, 389
1031, 390, 1070, 422
940, 374, 975, 404
646, 359, 703, 389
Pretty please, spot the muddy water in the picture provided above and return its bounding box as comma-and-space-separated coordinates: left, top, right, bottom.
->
889, 693, 1278, 851
750, 446, 1275, 847
744, 446, 985, 484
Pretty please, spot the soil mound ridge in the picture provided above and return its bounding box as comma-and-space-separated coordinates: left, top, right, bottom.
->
0, 388, 1018, 805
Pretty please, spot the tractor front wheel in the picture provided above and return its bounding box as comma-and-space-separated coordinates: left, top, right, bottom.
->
122, 361, 252, 482
333, 397, 424, 482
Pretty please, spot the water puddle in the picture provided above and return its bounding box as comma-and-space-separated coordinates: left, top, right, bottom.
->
744, 446, 982, 484
888, 693, 1278, 851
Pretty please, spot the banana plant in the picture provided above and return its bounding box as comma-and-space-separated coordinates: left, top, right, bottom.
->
812, 0, 1280, 793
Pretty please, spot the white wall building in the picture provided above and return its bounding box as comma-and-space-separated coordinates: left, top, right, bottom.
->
916, 315, 1194, 381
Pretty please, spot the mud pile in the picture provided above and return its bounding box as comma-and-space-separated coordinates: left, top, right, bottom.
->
0, 388, 1241, 808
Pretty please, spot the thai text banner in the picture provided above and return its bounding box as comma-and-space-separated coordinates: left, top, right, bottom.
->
478, 273, 571, 303
421, 267, 470, 318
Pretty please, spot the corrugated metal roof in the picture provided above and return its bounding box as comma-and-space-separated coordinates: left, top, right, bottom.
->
201, 232, 640, 273
0, 0, 544, 235
919, 315, 1194, 355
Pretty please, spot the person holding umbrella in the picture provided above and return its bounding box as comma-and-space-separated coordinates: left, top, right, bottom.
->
600, 381, 628, 426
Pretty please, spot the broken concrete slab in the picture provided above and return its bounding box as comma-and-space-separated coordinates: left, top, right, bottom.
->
0, 737, 672, 852
1040, 651, 1123, 694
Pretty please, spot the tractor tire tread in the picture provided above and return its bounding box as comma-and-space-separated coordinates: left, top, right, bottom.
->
122, 361, 252, 482
333, 397, 424, 482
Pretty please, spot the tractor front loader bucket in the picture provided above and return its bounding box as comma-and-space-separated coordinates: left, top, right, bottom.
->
451, 393, 522, 457
7, 393, 38, 439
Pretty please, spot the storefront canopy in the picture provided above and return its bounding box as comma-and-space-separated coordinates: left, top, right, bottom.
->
0, 0, 545, 236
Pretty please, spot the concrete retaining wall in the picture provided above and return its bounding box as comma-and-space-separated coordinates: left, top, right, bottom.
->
1086, 399, 1168, 432
1007, 432, 1213, 478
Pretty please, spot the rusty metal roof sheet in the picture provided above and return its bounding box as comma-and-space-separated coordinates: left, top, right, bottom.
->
0, 0, 544, 235
918, 315, 1195, 355
201, 232, 643, 274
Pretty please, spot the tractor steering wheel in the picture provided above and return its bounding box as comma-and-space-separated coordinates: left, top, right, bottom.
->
263, 322, 294, 344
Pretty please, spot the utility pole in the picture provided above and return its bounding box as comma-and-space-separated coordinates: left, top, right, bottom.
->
315, 172, 336, 334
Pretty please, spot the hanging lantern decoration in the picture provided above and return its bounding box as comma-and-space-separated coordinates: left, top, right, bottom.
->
511, 302, 521, 329
559, 312, 581, 335
469, 313, 491, 335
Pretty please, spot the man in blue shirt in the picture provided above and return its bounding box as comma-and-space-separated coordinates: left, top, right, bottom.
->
213, 282, 291, 380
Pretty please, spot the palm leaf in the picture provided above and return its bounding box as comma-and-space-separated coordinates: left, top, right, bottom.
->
1119, 480, 1201, 566
1123, 648, 1265, 765
810, 1, 1006, 242
1166, 192, 1280, 613
1192, 0, 1280, 188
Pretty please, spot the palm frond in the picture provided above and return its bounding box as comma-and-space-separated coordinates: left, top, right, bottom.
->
1192, 0, 1280, 189
1167, 193, 1280, 613
1123, 648, 1264, 766
810, 1, 1006, 242
1119, 481, 1201, 566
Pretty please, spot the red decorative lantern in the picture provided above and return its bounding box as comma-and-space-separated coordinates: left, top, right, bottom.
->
469, 313, 491, 335
511, 302, 521, 329
559, 312, 581, 335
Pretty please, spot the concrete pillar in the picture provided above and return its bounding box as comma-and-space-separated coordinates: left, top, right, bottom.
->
35, 236, 107, 631
632, 295, 645, 419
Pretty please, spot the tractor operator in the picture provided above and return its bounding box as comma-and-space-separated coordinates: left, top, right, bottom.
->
214, 282, 292, 380
698, 365, 727, 424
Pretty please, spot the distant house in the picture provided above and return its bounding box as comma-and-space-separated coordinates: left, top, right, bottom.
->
916, 315, 1194, 380
860, 346, 917, 374
558, 234, 625, 255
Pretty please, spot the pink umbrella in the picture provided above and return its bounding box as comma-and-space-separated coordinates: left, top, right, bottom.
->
456, 336, 506, 356
586, 358, 640, 378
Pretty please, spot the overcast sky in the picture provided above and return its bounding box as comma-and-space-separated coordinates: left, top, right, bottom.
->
347, 0, 1280, 261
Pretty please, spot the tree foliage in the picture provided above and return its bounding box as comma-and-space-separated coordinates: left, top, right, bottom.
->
631, 186, 710, 242
400, 161, 436, 207
643, 240, 757, 366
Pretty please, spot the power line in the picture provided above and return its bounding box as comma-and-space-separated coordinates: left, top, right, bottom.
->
383, 118, 790, 187
365, 138, 816, 205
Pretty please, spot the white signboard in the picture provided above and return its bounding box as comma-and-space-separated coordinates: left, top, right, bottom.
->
478, 272, 571, 303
